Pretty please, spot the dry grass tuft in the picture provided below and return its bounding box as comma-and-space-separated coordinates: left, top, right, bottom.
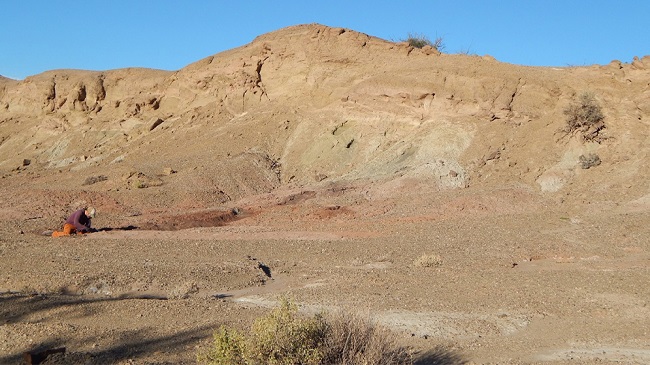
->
402, 33, 444, 51
414, 254, 443, 268
321, 311, 412, 365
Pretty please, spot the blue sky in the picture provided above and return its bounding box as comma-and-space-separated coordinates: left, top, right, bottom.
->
1, 1, 648, 80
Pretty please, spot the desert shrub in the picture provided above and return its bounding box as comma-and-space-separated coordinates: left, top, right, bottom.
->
564, 92, 605, 141
414, 254, 442, 268
198, 299, 413, 365
321, 311, 412, 365
197, 326, 248, 365
403, 33, 444, 51
82, 175, 108, 186
247, 299, 327, 365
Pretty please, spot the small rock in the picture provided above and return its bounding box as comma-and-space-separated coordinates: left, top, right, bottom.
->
162, 167, 176, 175
149, 118, 164, 131
82, 175, 108, 185
578, 153, 601, 169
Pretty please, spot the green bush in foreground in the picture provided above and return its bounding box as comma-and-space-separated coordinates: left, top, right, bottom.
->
248, 299, 327, 365
198, 298, 412, 365
198, 326, 248, 365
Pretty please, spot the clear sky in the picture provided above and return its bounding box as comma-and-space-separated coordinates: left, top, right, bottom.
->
1, 1, 648, 80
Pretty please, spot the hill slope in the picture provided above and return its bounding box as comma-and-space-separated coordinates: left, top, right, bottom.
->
2, 24, 649, 213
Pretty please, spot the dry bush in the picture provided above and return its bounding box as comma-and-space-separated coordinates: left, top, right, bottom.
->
414, 254, 442, 268
198, 298, 412, 365
403, 33, 444, 51
563, 92, 606, 141
197, 326, 248, 365
321, 311, 412, 365
247, 299, 327, 365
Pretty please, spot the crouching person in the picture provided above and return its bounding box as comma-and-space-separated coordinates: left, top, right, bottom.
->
52, 207, 96, 237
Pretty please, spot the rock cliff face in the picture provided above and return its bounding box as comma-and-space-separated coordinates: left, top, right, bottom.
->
1, 24, 649, 211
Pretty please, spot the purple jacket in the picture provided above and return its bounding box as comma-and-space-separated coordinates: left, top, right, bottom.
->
65, 209, 92, 232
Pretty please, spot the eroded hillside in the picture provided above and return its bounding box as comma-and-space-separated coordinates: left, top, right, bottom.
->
1, 23, 650, 219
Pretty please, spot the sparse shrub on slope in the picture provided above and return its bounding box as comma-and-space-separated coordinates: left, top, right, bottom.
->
563, 92, 606, 142
402, 33, 444, 51
198, 298, 413, 365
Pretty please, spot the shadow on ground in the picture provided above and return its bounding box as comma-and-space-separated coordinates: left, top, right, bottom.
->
414, 346, 467, 365
96, 225, 139, 232
0, 294, 214, 364
138, 208, 245, 231
1, 294, 468, 364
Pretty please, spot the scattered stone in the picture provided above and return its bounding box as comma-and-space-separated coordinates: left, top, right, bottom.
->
170, 282, 199, 299
315, 173, 328, 182
485, 149, 501, 162
22, 159, 31, 166
578, 153, 601, 169
82, 175, 108, 185
631, 55, 650, 70
108, 154, 124, 164
162, 167, 176, 175
420, 45, 440, 56
123, 171, 163, 189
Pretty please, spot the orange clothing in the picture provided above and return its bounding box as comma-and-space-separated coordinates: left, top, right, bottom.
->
51, 223, 86, 237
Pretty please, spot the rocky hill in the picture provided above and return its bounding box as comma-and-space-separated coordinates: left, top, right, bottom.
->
2, 24, 650, 218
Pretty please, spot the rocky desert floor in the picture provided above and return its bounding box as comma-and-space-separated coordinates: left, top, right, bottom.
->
1, 178, 649, 365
